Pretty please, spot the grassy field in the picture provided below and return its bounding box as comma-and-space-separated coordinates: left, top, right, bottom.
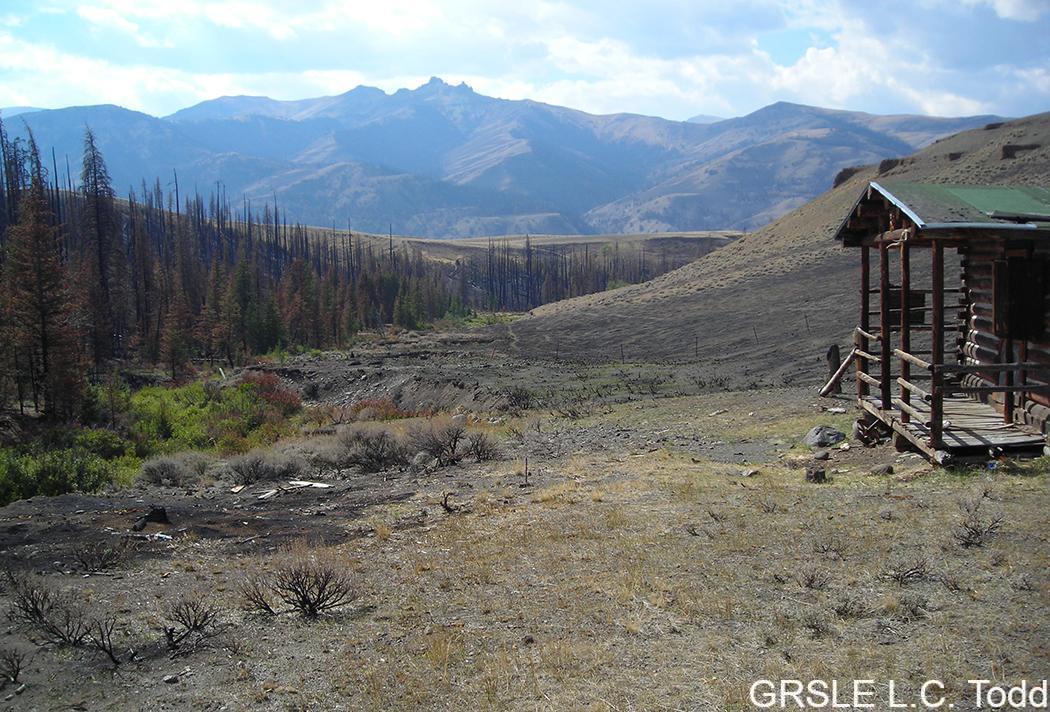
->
2, 385, 1045, 710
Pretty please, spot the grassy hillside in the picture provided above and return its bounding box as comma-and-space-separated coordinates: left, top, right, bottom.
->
510, 113, 1050, 385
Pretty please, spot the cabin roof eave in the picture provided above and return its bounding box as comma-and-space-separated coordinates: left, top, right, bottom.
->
834, 180, 1050, 247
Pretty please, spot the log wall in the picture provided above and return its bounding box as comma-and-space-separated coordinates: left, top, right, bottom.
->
959, 241, 1050, 433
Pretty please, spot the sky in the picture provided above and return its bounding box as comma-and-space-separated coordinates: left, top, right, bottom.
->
0, 0, 1048, 120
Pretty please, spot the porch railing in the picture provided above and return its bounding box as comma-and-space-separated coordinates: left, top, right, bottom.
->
853, 325, 1050, 447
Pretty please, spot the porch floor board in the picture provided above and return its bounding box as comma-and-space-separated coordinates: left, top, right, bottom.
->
861, 395, 1044, 451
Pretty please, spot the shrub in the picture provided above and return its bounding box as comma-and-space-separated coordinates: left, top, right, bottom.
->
0, 648, 25, 686
33, 451, 113, 498
833, 593, 872, 620
162, 594, 223, 653
952, 497, 1004, 548
227, 450, 304, 485
794, 565, 830, 591
72, 538, 134, 573
0, 449, 116, 507
138, 452, 210, 487
0, 451, 31, 506
465, 432, 501, 462
71, 429, 133, 459
504, 387, 533, 413
799, 609, 835, 638
339, 425, 408, 473
242, 372, 302, 417
282, 439, 343, 478
886, 556, 929, 586
347, 398, 416, 422
409, 418, 466, 467
240, 549, 356, 619
5, 570, 91, 646
128, 380, 299, 455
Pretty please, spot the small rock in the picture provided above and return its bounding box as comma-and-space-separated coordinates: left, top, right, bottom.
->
450, 414, 468, 427
14, 684, 25, 695
803, 425, 845, 448
741, 468, 759, 477
522, 634, 535, 645
163, 674, 179, 684
839, 442, 850, 451
805, 465, 827, 483
708, 409, 728, 417
879, 509, 896, 520
813, 450, 830, 461
826, 407, 847, 414
871, 464, 894, 476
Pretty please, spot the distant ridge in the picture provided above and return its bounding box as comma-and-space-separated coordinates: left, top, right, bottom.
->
10, 80, 1005, 237
1, 106, 44, 118
510, 112, 1050, 384
687, 114, 725, 124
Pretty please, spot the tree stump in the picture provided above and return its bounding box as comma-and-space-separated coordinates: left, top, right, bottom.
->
805, 465, 827, 483
825, 345, 842, 395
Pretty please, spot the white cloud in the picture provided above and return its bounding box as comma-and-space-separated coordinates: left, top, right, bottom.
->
76, 5, 172, 47
2, 1, 1047, 119
961, 0, 1048, 21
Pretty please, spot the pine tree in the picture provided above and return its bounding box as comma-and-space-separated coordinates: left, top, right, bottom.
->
3, 139, 82, 418
80, 128, 118, 363
160, 286, 192, 380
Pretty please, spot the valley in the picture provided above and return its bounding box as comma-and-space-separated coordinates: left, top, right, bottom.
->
0, 50, 1048, 712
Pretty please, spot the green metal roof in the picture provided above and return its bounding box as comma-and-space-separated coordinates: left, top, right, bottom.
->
870, 181, 1050, 231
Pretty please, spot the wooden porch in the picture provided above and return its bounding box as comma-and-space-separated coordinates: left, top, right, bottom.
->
860, 394, 1044, 459
833, 181, 1050, 465
850, 230, 1050, 464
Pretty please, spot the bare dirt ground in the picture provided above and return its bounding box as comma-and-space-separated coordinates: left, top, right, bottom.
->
1, 337, 1047, 710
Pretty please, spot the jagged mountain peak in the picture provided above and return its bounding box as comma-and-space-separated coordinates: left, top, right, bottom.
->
14, 83, 1009, 237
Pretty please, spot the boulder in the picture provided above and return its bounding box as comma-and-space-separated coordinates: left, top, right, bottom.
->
803, 425, 845, 448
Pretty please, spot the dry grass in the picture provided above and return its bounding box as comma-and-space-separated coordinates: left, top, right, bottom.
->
311, 445, 1045, 709
4, 393, 1048, 709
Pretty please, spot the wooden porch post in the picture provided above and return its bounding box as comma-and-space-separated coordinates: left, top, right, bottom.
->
931, 240, 944, 447
1005, 336, 1015, 424
858, 245, 870, 399
879, 239, 892, 410
899, 240, 911, 423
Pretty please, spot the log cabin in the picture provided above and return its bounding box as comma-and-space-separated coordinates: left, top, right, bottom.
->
834, 180, 1050, 464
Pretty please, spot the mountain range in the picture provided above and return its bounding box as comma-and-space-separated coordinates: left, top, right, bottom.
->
3, 79, 1003, 237
511, 112, 1050, 383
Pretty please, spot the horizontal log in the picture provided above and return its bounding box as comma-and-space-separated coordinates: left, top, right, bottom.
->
897, 377, 932, 402
961, 343, 1000, 362
895, 349, 933, 371
856, 349, 882, 363
948, 385, 1050, 394
858, 372, 881, 389
943, 361, 1050, 374
865, 288, 964, 294
892, 398, 932, 427
854, 326, 880, 343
